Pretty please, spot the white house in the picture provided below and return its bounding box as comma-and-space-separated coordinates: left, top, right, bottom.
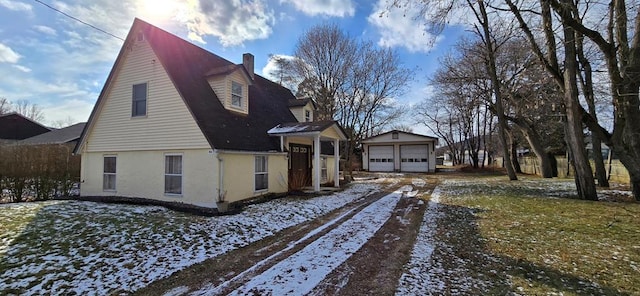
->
362, 130, 438, 173
74, 18, 347, 211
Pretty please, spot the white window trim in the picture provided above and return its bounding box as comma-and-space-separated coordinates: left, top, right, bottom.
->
164, 153, 183, 197
231, 80, 243, 109
254, 155, 268, 192
132, 82, 148, 118
305, 109, 311, 122
103, 155, 117, 192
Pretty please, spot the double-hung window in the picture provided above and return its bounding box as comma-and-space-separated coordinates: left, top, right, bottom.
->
103, 156, 116, 191
165, 155, 182, 195
255, 155, 268, 191
231, 81, 243, 108
305, 110, 311, 122
132, 83, 147, 117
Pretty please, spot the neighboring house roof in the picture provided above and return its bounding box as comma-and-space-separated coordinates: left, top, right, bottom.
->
76, 18, 300, 154
21, 122, 86, 145
288, 98, 317, 109
0, 112, 50, 140
362, 130, 438, 143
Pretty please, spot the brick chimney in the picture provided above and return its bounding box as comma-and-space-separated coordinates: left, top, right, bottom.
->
243, 53, 254, 80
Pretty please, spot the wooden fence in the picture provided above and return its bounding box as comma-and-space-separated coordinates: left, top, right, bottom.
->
517, 156, 630, 184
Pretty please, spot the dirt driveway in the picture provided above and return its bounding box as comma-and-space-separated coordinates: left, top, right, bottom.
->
135, 174, 438, 295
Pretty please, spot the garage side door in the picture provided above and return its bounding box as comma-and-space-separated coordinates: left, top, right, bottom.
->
400, 145, 429, 172
369, 145, 394, 172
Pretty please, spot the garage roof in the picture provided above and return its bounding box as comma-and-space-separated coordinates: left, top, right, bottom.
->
362, 130, 438, 144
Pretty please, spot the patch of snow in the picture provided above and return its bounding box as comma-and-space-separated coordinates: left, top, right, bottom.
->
163, 286, 190, 296
396, 182, 444, 295
406, 190, 419, 198
199, 205, 363, 295
0, 183, 380, 295
225, 191, 402, 296
412, 178, 426, 187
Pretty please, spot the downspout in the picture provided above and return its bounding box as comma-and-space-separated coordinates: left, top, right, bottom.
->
217, 153, 224, 203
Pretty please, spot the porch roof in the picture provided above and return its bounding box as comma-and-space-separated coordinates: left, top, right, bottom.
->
267, 121, 348, 140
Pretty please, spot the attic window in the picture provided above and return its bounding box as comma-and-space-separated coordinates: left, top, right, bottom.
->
305, 110, 311, 122
132, 83, 147, 117
231, 81, 243, 108
137, 32, 145, 42
392, 132, 399, 139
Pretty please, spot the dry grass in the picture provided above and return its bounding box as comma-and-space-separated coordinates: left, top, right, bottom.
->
436, 174, 640, 295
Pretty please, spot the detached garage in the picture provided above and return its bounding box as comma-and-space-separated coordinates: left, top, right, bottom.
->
362, 130, 438, 173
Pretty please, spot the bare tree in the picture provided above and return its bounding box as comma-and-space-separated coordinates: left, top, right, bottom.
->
293, 24, 413, 176
0, 97, 10, 115
13, 99, 45, 123
293, 24, 357, 120
391, 0, 518, 179
391, 124, 414, 133
266, 54, 299, 92
506, 0, 598, 200
50, 116, 77, 129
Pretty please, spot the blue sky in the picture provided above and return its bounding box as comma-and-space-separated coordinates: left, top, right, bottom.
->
0, 0, 467, 133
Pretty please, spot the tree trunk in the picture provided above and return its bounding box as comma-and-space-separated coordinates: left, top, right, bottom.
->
574, 12, 609, 187
561, 15, 598, 200
590, 137, 609, 187
518, 124, 554, 178
478, 0, 517, 180
509, 135, 522, 174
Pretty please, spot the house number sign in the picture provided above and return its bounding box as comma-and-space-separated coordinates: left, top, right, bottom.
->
292, 147, 308, 153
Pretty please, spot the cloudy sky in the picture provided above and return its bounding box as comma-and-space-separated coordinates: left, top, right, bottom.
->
0, 0, 467, 131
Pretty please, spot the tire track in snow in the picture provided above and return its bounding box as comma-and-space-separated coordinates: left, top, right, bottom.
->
395, 182, 444, 295
224, 186, 409, 296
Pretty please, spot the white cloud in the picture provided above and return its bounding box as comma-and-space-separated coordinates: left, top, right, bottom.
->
261, 54, 296, 79
0, 43, 21, 63
367, 1, 440, 53
0, 0, 32, 12
12, 64, 31, 72
281, 0, 355, 17
180, 0, 276, 46
42, 98, 95, 125
261, 54, 301, 90
33, 25, 57, 36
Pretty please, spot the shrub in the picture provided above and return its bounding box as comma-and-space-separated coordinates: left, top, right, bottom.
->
0, 143, 80, 202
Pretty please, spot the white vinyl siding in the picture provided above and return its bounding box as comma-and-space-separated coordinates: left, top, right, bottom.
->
206, 70, 249, 114
208, 76, 226, 105
165, 154, 182, 195
103, 156, 116, 191
80, 150, 218, 205
289, 104, 314, 123
85, 38, 210, 152
255, 155, 268, 191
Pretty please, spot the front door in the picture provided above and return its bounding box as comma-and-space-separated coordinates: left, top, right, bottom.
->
289, 143, 312, 188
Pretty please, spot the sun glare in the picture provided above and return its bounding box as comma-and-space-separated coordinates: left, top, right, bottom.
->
140, 0, 177, 21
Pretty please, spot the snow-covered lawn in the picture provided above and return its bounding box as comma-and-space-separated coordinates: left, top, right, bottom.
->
0, 183, 379, 295
398, 175, 640, 295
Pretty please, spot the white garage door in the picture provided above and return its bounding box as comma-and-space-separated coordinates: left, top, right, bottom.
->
401, 145, 429, 172
369, 145, 394, 172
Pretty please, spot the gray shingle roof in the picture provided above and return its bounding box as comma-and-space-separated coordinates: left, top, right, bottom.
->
22, 122, 86, 145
